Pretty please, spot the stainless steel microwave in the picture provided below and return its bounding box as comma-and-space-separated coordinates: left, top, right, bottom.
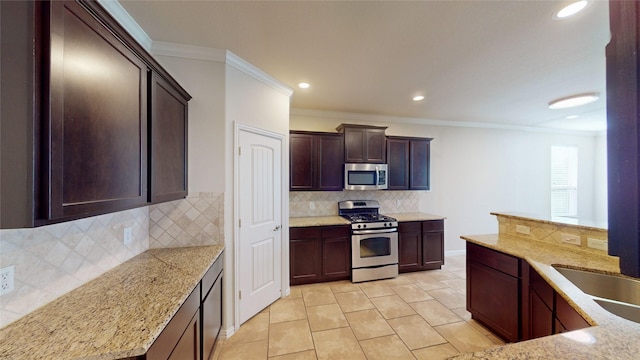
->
344, 163, 388, 190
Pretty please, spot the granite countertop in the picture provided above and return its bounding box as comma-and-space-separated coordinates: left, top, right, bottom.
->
289, 212, 445, 227
455, 234, 640, 359
491, 211, 607, 231
0, 245, 224, 360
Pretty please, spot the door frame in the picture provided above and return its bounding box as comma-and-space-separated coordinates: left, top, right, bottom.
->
233, 122, 289, 331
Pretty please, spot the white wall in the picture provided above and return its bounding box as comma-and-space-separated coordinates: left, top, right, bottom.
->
291, 112, 607, 253
152, 55, 226, 194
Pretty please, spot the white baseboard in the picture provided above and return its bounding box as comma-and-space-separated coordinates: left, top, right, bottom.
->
220, 326, 235, 340
445, 249, 466, 257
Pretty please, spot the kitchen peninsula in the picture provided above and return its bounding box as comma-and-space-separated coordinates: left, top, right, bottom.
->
457, 212, 640, 359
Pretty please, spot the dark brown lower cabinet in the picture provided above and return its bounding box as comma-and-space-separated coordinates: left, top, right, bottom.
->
554, 293, 590, 333
399, 220, 445, 273
201, 253, 224, 360
467, 242, 591, 344
290, 225, 350, 285
143, 253, 223, 360
529, 268, 554, 339
146, 287, 201, 360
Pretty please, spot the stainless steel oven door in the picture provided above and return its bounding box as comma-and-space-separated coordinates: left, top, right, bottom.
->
351, 228, 398, 268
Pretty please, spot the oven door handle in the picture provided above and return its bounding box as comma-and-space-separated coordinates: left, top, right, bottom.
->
352, 228, 397, 235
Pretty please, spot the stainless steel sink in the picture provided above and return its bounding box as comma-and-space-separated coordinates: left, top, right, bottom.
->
552, 266, 640, 323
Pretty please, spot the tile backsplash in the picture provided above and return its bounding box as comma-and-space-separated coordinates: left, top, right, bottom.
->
0, 192, 224, 328
289, 190, 422, 217
0, 207, 149, 327
149, 192, 224, 248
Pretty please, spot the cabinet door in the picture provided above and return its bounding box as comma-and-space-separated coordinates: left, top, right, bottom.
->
410, 139, 431, 190
467, 261, 520, 342
342, 126, 386, 163
150, 73, 188, 203
290, 133, 315, 190
529, 289, 553, 339
554, 294, 590, 333
46, 1, 148, 220
422, 221, 444, 269
322, 227, 351, 280
398, 222, 422, 272
317, 134, 344, 191
387, 139, 410, 190
290, 227, 322, 285
168, 311, 200, 360
202, 274, 222, 360
365, 129, 386, 163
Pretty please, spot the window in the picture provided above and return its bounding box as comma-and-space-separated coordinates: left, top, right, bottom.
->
551, 145, 578, 217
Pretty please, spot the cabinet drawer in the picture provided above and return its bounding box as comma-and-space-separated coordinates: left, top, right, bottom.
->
422, 220, 444, 232
399, 221, 421, 233
202, 253, 224, 301
322, 225, 350, 238
467, 242, 519, 277
290, 227, 322, 239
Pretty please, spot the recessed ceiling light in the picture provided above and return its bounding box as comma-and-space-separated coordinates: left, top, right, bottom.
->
548, 92, 599, 109
555, 1, 588, 19
413, 95, 425, 101
566, 115, 579, 119
298, 82, 310, 89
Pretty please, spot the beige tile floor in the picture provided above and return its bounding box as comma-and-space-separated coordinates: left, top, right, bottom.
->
212, 254, 504, 360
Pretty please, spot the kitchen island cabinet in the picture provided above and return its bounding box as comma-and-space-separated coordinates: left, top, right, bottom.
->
290, 225, 351, 285
336, 124, 387, 163
466, 242, 522, 342
289, 131, 344, 191
0, 0, 190, 228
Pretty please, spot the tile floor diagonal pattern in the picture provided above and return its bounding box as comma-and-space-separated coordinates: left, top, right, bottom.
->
213, 254, 504, 360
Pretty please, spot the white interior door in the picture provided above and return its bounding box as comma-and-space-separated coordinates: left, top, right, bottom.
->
238, 128, 283, 324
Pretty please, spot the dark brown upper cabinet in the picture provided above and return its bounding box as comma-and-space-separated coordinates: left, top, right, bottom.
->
386, 136, 432, 190
0, 0, 190, 228
290, 131, 344, 191
150, 73, 189, 203
336, 124, 387, 163
606, 0, 640, 277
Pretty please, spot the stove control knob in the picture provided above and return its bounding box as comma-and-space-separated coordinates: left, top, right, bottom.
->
363, 224, 367, 228
357, 224, 361, 229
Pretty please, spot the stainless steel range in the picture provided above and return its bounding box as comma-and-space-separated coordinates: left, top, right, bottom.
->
339, 200, 399, 283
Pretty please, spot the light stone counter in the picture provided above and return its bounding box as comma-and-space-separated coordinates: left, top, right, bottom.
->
0, 245, 224, 360
289, 216, 351, 227
454, 233, 640, 360
289, 212, 445, 227
386, 212, 446, 222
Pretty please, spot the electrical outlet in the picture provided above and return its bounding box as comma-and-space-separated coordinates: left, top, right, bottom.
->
516, 225, 530, 235
561, 233, 581, 245
1, 265, 15, 296
123, 227, 133, 247
309, 202, 315, 210
587, 238, 608, 251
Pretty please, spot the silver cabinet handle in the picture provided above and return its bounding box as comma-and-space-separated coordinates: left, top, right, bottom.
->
273, 225, 281, 232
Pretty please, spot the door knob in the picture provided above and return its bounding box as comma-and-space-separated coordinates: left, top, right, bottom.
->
273, 225, 281, 232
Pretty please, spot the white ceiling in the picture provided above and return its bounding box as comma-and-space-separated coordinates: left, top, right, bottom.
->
119, 0, 609, 132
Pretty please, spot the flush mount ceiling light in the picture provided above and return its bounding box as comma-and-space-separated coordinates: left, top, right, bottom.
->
298, 82, 310, 89
412, 95, 425, 101
555, 0, 588, 19
548, 92, 599, 109
565, 115, 580, 119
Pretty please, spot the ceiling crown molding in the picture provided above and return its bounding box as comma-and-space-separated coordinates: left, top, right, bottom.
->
98, 0, 152, 50
290, 108, 600, 136
150, 41, 228, 62
225, 51, 294, 97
